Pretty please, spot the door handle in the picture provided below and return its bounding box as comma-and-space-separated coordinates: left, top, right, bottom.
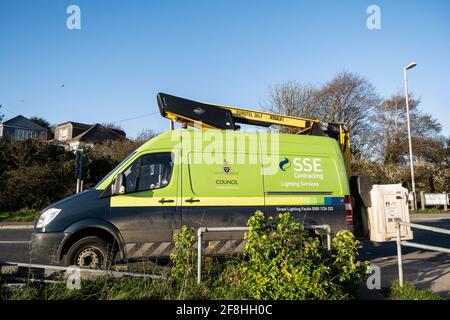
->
185, 198, 200, 203
159, 198, 175, 204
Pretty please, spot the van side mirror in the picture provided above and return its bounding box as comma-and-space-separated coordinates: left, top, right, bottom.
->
112, 173, 126, 195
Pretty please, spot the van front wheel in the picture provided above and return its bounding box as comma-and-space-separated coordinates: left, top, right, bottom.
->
65, 236, 112, 269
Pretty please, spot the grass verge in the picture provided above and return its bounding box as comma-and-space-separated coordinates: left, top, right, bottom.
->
0, 261, 245, 300
410, 208, 448, 214
387, 281, 444, 300
0, 208, 40, 222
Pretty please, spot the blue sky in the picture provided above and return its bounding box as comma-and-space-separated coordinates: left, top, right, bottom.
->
1, 0, 449, 138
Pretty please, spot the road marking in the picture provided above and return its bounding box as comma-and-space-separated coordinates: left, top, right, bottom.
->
0, 225, 34, 230
0, 241, 30, 244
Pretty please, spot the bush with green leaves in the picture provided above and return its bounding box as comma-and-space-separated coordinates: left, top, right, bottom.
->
169, 211, 368, 300
0, 138, 143, 212
232, 211, 368, 299
170, 226, 197, 282
169, 225, 206, 298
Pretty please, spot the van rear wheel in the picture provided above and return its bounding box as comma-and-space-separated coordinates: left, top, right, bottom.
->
65, 236, 112, 269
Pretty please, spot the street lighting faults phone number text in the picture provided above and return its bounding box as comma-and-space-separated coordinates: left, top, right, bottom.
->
176, 304, 273, 317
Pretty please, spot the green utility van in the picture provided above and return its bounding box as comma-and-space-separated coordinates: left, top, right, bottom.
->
31, 124, 352, 268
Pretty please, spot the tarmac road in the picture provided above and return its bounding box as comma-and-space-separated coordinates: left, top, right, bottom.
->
1, 215, 450, 298
0, 226, 33, 263
357, 215, 450, 298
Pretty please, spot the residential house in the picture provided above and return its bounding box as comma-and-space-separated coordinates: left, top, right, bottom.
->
0, 115, 48, 141
54, 121, 126, 150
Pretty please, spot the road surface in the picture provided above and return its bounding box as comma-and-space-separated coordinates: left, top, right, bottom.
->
0, 227, 33, 263
357, 216, 450, 298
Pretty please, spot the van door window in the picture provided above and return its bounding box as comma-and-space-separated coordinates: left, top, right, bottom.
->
122, 153, 174, 194
123, 160, 140, 193
137, 153, 173, 191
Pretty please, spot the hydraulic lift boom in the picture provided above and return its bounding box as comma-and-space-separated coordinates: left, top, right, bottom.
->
157, 92, 351, 176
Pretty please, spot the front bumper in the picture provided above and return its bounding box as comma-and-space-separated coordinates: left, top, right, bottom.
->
30, 232, 66, 264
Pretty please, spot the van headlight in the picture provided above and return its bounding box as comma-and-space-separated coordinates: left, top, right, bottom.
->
36, 208, 61, 228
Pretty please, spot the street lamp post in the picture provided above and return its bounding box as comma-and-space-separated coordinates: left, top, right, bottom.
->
403, 62, 417, 210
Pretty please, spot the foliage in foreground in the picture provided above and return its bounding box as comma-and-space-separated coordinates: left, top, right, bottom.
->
229, 212, 368, 299
1, 212, 368, 300
388, 281, 444, 300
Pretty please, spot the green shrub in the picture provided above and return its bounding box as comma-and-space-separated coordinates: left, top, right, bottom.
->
169, 226, 206, 299
0, 140, 75, 211
0, 138, 142, 211
170, 226, 197, 282
233, 211, 368, 300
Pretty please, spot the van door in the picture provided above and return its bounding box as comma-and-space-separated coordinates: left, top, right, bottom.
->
110, 151, 180, 259
181, 152, 264, 255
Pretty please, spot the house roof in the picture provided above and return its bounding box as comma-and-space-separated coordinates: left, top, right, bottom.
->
56, 121, 91, 131
71, 123, 125, 143
56, 121, 125, 137
1, 115, 48, 131
110, 128, 126, 137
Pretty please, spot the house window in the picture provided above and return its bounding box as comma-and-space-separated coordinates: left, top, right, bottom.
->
59, 128, 69, 140
14, 129, 36, 140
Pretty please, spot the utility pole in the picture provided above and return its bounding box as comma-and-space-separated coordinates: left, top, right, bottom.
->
403, 62, 417, 210
75, 149, 85, 193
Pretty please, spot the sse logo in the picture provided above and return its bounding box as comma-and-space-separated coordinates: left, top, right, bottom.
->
279, 158, 291, 171
279, 157, 323, 173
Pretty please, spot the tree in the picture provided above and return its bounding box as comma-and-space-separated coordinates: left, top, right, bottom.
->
371, 93, 448, 192
261, 73, 380, 155
315, 71, 381, 155
135, 129, 158, 143
261, 82, 320, 132
101, 122, 124, 132
30, 116, 53, 139
0, 139, 75, 211
30, 116, 50, 130
373, 93, 441, 164
413, 136, 450, 192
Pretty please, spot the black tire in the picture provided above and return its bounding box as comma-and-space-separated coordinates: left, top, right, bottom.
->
65, 236, 113, 268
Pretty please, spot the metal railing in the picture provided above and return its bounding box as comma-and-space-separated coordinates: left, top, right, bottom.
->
396, 221, 450, 287
0, 260, 167, 282
197, 224, 331, 284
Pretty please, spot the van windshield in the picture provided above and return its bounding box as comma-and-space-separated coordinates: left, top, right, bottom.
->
94, 151, 137, 189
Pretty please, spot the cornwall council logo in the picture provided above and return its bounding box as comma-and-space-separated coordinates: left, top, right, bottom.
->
223, 160, 231, 174
279, 158, 291, 171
